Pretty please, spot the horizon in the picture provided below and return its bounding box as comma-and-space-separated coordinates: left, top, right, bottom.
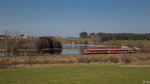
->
0, 0, 150, 37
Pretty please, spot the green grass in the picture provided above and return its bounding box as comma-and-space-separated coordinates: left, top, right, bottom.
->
59, 38, 148, 46
0, 65, 150, 84
118, 40, 149, 46
103, 40, 149, 46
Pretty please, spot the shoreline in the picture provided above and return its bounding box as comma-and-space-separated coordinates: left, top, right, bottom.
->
63, 44, 107, 47
63, 44, 139, 49
0, 48, 62, 52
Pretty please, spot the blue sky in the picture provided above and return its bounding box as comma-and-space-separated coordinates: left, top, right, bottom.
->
0, 0, 150, 37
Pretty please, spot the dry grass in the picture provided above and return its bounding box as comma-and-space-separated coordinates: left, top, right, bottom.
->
0, 53, 150, 68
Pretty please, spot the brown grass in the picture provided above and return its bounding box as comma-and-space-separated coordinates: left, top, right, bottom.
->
0, 53, 150, 68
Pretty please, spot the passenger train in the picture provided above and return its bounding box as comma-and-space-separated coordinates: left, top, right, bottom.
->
84, 48, 134, 54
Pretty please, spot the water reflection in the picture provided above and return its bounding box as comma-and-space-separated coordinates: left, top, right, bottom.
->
62, 49, 83, 55
0, 51, 36, 56
38, 50, 62, 54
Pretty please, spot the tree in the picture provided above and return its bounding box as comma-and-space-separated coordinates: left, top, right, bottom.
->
89, 32, 96, 38
35, 37, 62, 51
3, 30, 21, 68
79, 32, 88, 38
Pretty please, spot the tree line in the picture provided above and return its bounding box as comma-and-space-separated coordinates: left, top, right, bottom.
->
79, 32, 150, 42
0, 31, 62, 53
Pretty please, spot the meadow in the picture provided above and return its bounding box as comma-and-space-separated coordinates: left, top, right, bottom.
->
59, 38, 148, 46
115, 40, 148, 46
0, 64, 150, 84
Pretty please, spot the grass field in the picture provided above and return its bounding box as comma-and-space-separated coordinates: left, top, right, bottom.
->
0, 64, 150, 84
102, 40, 148, 46
118, 40, 148, 46
59, 37, 148, 46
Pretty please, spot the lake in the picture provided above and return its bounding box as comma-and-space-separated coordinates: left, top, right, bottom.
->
0, 45, 105, 56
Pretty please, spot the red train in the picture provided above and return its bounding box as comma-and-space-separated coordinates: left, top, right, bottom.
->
84, 48, 134, 54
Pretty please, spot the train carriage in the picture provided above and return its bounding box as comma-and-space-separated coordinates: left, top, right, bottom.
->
84, 48, 134, 54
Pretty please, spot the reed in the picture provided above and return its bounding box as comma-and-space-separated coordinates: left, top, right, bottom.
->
0, 53, 150, 68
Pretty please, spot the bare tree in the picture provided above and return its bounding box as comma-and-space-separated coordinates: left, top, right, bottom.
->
3, 30, 20, 68
4, 30, 9, 68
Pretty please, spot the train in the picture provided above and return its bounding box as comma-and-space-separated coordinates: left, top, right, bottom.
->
84, 48, 134, 54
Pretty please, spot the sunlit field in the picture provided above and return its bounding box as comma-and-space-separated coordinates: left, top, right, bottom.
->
0, 65, 150, 84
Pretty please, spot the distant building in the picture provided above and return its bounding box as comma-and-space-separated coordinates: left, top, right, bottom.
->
54, 36, 62, 39
0, 35, 5, 39
20, 34, 28, 39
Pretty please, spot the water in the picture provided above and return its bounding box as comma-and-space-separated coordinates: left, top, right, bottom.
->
0, 51, 36, 56
0, 46, 104, 56
62, 49, 80, 55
